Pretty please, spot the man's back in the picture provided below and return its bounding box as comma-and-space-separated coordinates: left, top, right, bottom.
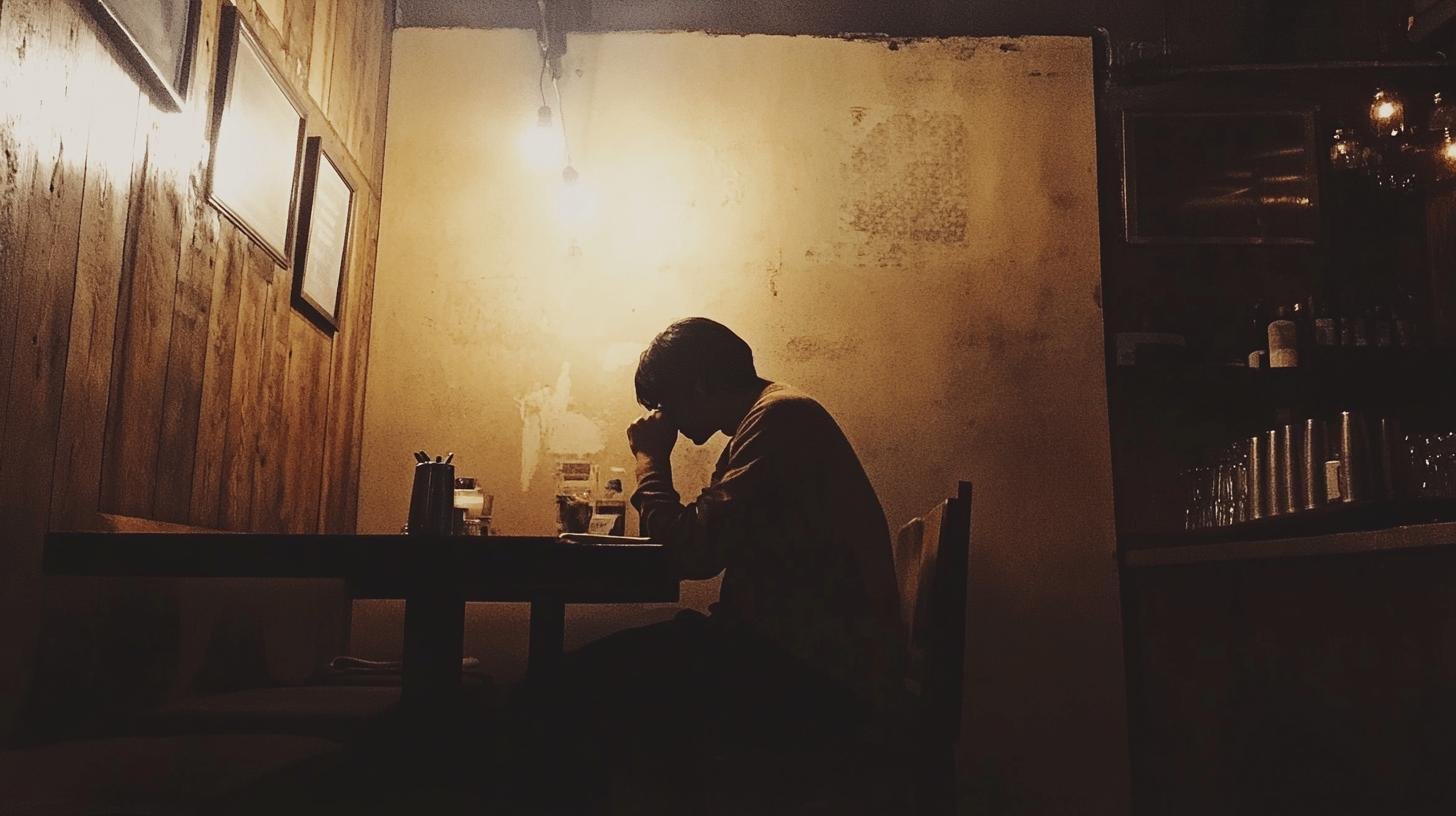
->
636, 383, 905, 703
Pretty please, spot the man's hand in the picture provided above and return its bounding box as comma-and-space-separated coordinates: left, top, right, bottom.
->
628, 410, 678, 460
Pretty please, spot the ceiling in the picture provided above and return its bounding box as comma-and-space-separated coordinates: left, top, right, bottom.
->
393, 0, 1098, 38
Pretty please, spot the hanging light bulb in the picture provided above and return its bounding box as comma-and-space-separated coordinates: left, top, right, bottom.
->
1369, 89, 1406, 138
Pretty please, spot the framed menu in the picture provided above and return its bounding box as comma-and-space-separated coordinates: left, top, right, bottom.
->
292, 137, 355, 331
207, 4, 305, 266
84, 0, 198, 110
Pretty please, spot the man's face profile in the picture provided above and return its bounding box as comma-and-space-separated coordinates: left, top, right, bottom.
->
658, 384, 717, 446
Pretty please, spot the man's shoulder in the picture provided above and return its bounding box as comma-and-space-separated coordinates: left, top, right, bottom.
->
745, 383, 834, 427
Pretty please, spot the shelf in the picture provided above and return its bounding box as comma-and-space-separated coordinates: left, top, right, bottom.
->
1110, 348, 1456, 386
1123, 519, 1456, 568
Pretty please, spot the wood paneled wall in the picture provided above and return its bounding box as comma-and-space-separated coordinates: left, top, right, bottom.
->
0, 0, 391, 740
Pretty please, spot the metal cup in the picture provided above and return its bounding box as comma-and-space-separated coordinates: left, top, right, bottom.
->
1332, 411, 1369, 503
1275, 424, 1299, 516
1372, 417, 1405, 500
1245, 434, 1267, 520
408, 461, 457, 536
1298, 418, 1327, 510
1265, 429, 1285, 516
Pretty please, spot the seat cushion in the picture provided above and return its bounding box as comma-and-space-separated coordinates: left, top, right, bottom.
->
0, 734, 341, 815
133, 686, 403, 741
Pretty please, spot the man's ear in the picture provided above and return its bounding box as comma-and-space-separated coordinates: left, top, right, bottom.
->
692, 374, 710, 401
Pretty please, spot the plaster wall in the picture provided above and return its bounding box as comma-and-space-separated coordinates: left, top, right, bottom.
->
359, 27, 1127, 813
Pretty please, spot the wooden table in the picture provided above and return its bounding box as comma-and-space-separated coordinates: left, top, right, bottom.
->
42, 533, 679, 705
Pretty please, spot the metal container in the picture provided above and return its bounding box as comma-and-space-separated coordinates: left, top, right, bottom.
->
1264, 429, 1283, 516
1298, 417, 1327, 510
1333, 411, 1369, 504
1372, 416, 1404, 500
408, 460, 457, 536
1275, 424, 1299, 515
1245, 434, 1267, 520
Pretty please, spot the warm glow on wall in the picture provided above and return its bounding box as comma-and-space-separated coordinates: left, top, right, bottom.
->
554, 168, 597, 230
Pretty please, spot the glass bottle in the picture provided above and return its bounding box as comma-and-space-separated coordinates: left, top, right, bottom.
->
1292, 299, 1314, 364
1248, 301, 1268, 367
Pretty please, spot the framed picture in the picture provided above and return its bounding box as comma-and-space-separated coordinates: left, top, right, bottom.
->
84, 0, 198, 111
292, 137, 355, 331
1123, 109, 1320, 245
207, 4, 306, 267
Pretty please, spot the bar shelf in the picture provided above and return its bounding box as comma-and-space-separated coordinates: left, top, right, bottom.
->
1122, 498, 1456, 567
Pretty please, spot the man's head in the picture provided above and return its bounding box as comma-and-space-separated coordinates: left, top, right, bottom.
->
635, 318, 761, 444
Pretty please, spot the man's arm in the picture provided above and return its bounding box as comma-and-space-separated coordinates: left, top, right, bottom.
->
628, 406, 791, 580
632, 452, 728, 579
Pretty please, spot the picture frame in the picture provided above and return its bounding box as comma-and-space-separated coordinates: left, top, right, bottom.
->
1123, 109, 1320, 245
83, 0, 198, 111
206, 3, 306, 267
292, 136, 355, 332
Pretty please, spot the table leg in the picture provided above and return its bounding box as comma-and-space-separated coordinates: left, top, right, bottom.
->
528, 598, 565, 681
401, 590, 465, 707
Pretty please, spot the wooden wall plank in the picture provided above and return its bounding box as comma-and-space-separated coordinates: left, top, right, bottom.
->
307, 0, 338, 113
0, 0, 105, 735
152, 205, 222, 523
348, 1, 388, 185
280, 314, 330, 534
220, 252, 271, 531
98, 100, 189, 517
152, 0, 226, 523
320, 191, 378, 533
255, 0, 284, 29
188, 225, 247, 528
282, 0, 316, 80
325, 0, 362, 177
249, 261, 291, 533
370, 1, 394, 180
0, 0, 47, 464
48, 48, 143, 531
243, 0, 308, 95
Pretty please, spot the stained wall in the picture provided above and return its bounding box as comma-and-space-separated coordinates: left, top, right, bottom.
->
359, 27, 1128, 813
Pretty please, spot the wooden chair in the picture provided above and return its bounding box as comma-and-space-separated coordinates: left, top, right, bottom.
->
892, 480, 973, 816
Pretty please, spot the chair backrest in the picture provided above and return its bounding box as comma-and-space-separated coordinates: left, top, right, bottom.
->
893, 481, 972, 747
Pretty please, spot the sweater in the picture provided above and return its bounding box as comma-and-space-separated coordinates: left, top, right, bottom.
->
631, 382, 906, 704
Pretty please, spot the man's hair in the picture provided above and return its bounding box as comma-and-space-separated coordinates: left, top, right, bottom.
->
635, 318, 758, 410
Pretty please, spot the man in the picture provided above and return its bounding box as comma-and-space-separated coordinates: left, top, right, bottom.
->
628, 316, 905, 707
496, 318, 906, 813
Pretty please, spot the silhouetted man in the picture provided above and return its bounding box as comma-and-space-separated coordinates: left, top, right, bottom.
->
628, 317, 905, 705
498, 317, 905, 814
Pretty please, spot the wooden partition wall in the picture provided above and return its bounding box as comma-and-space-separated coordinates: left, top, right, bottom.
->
0, 0, 391, 740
